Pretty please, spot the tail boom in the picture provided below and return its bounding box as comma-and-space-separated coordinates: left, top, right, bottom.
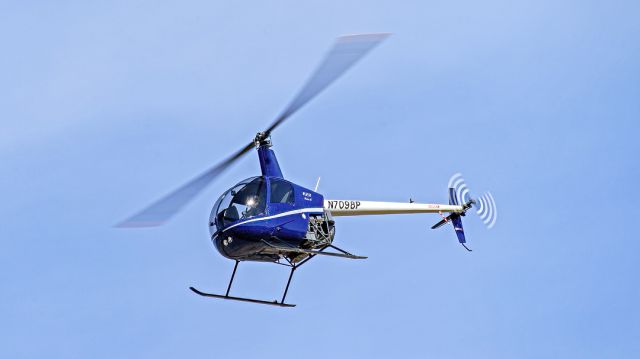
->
324, 200, 463, 217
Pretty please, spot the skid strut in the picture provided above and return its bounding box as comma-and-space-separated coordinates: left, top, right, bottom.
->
225, 260, 239, 296
281, 266, 296, 304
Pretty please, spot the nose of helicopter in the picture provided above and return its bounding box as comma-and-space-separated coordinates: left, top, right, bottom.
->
212, 232, 233, 259
212, 229, 279, 262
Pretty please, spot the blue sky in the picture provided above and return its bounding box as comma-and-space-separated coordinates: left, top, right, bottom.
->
1, 0, 639, 357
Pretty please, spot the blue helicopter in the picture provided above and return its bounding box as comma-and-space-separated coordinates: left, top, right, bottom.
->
118, 34, 497, 307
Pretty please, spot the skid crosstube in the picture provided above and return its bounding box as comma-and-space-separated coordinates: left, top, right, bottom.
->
261, 240, 367, 260
189, 287, 296, 307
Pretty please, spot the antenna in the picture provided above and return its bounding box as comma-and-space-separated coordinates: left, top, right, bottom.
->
314, 177, 321, 192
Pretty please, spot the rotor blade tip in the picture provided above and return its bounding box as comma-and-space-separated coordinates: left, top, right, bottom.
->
339, 32, 392, 38
114, 220, 165, 228
337, 33, 392, 43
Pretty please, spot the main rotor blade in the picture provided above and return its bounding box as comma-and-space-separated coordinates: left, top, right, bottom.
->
117, 142, 254, 227
118, 34, 388, 227
265, 33, 390, 134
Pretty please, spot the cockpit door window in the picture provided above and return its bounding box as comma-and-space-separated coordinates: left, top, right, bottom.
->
270, 178, 295, 205
213, 177, 267, 228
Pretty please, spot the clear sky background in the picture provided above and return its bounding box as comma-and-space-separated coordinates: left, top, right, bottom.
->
1, 1, 639, 358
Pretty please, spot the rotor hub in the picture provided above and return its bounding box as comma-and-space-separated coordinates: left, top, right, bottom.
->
254, 132, 272, 148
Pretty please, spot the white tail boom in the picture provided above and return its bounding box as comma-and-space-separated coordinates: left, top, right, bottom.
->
324, 199, 463, 217
323, 173, 496, 252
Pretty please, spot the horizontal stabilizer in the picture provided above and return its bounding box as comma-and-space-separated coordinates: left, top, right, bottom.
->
431, 218, 449, 229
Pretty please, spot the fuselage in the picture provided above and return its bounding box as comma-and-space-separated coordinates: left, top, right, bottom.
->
209, 175, 325, 262
208, 140, 464, 263
208, 140, 330, 262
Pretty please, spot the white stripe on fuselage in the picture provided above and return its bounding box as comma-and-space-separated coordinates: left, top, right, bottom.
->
221, 207, 324, 232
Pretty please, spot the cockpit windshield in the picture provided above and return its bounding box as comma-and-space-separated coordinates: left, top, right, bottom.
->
212, 177, 267, 230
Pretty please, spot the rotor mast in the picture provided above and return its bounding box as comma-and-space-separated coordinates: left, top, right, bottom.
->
255, 132, 284, 178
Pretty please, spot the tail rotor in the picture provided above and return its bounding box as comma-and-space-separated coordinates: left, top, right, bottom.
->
432, 173, 497, 251
476, 192, 498, 229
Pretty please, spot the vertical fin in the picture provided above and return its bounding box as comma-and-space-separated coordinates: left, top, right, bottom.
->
450, 215, 466, 244
449, 187, 469, 250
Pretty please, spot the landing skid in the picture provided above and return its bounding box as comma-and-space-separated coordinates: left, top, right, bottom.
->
191, 243, 366, 307
189, 287, 295, 307
191, 260, 297, 307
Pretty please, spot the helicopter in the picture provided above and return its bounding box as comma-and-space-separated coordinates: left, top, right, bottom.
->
118, 33, 497, 307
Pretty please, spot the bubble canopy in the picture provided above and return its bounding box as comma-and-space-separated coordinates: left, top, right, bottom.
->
211, 177, 267, 231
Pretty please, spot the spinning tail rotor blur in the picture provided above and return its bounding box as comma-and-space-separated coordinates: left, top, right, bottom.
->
449, 173, 498, 229
432, 173, 498, 251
